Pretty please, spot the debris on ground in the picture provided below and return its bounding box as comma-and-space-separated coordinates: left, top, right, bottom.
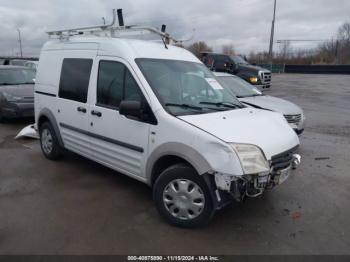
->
15, 124, 39, 140
315, 157, 330, 161
292, 212, 301, 220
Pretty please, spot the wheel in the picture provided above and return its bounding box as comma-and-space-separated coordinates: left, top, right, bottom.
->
39, 122, 63, 160
0, 110, 4, 123
153, 163, 215, 228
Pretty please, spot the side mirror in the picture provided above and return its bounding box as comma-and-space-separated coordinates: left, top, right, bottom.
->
119, 100, 142, 118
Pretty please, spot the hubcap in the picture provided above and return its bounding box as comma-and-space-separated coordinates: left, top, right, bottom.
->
41, 129, 53, 155
163, 179, 205, 220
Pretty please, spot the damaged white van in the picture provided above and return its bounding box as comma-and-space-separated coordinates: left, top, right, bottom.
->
35, 21, 301, 227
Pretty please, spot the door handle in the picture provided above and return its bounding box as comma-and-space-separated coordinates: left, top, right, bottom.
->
91, 110, 102, 117
77, 106, 87, 113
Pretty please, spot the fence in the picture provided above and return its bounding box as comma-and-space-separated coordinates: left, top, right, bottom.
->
258, 64, 350, 74
284, 65, 350, 74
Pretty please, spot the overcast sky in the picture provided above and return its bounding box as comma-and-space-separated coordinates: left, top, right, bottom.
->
0, 0, 349, 57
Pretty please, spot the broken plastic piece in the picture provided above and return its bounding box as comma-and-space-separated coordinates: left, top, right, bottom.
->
15, 124, 39, 140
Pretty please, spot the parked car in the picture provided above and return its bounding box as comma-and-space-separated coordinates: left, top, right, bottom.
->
215, 72, 305, 135
0, 66, 35, 121
8, 59, 28, 67
201, 52, 272, 89
24, 61, 38, 71
35, 28, 301, 228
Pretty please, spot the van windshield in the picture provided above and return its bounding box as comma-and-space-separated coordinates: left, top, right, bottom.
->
136, 58, 243, 116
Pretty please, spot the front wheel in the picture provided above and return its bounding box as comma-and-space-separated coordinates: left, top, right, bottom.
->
153, 163, 215, 228
39, 122, 63, 160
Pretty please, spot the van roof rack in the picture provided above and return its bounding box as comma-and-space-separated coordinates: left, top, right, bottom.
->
46, 9, 180, 44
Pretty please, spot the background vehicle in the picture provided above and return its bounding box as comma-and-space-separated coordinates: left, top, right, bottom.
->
24, 61, 38, 71
201, 52, 272, 89
35, 17, 300, 228
8, 59, 28, 67
215, 72, 305, 134
0, 66, 35, 121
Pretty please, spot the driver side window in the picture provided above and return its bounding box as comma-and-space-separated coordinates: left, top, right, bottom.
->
97, 60, 144, 109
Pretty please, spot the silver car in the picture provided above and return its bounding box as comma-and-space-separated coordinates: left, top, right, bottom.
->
215, 72, 305, 135
0, 66, 35, 121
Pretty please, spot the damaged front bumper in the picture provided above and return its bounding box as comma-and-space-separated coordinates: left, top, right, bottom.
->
213, 153, 301, 204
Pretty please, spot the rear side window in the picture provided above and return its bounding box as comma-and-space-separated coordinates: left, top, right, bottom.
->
97, 61, 143, 109
59, 58, 93, 103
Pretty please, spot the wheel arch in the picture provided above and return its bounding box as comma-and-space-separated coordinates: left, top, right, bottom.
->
38, 108, 64, 147
146, 142, 212, 187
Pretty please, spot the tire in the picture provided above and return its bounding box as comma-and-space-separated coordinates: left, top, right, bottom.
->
39, 122, 63, 160
153, 163, 215, 228
0, 110, 4, 123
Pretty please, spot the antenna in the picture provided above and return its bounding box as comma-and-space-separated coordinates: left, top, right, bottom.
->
117, 9, 124, 26
161, 24, 166, 33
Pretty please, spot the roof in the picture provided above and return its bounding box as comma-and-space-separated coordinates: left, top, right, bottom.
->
0, 65, 29, 70
42, 37, 200, 63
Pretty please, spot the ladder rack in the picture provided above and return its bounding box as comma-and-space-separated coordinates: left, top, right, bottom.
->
46, 9, 179, 44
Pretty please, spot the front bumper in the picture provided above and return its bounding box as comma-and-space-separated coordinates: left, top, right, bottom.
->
255, 84, 271, 89
214, 153, 301, 202
0, 102, 34, 119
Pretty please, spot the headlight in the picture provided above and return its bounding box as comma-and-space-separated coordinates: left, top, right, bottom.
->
2, 92, 22, 102
249, 76, 258, 84
230, 143, 269, 174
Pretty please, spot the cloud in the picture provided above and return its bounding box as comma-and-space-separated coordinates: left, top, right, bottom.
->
0, 0, 349, 56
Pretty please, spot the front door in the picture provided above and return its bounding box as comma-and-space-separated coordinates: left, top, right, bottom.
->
88, 57, 151, 181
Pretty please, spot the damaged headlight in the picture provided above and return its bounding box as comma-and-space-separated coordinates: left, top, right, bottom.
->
230, 143, 269, 174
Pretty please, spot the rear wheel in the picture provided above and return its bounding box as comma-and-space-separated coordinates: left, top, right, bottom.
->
39, 122, 63, 160
153, 163, 215, 228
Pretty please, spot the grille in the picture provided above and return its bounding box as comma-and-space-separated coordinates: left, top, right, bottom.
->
260, 71, 271, 85
271, 147, 297, 172
284, 114, 302, 124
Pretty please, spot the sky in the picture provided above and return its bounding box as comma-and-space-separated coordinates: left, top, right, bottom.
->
0, 0, 349, 57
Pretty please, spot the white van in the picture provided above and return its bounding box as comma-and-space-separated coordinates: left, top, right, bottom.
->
35, 26, 301, 228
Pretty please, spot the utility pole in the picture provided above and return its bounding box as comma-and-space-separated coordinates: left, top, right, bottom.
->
17, 28, 23, 58
268, 0, 277, 71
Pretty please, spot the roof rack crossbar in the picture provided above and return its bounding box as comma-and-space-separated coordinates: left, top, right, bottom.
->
47, 9, 117, 36
46, 9, 179, 44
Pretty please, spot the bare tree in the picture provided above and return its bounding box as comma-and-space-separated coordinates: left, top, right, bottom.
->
337, 22, 350, 64
186, 41, 213, 58
279, 41, 292, 62
222, 44, 235, 55
338, 22, 350, 41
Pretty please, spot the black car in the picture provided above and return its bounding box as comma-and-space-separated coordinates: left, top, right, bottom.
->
201, 52, 272, 89
0, 66, 35, 121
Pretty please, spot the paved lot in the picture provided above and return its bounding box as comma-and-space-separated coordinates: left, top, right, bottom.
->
0, 74, 350, 255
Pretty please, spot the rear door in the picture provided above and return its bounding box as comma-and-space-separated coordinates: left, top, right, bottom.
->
88, 56, 151, 181
56, 54, 94, 158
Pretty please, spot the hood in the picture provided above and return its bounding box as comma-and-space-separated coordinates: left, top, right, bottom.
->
240, 95, 303, 115
237, 64, 268, 73
0, 84, 34, 98
179, 108, 299, 160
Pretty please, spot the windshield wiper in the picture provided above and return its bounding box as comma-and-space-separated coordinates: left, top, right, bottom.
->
199, 101, 242, 109
237, 94, 262, 98
165, 103, 203, 111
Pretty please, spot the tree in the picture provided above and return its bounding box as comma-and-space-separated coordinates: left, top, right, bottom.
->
278, 40, 292, 62
186, 41, 213, 58
222, 44, 235, 55
337, 22, 350, 64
